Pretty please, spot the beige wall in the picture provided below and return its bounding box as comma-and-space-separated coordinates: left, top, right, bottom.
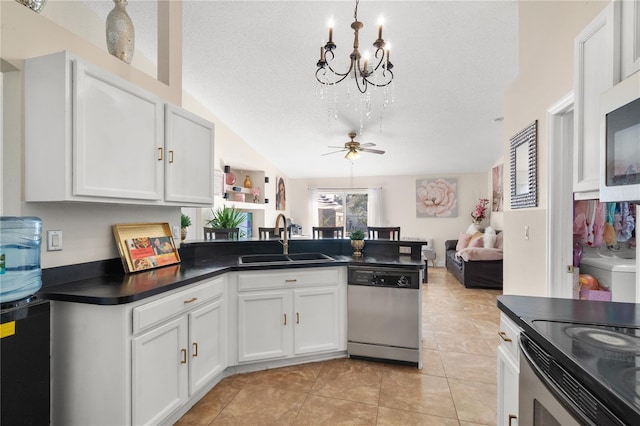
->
289, 172, 490, 264
502, 1, 608, 296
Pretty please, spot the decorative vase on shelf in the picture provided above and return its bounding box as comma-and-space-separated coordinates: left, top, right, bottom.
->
225, 171, 236, 185
106, 0, 135, 64
243, 175, 252, 188
180, 228, 187, 241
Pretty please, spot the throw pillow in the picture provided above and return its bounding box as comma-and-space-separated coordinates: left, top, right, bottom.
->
468, 232, 484, 248
495, 231, 504, 249
484, 226, 497, 248
465, 223, 479, 235
456, 232, 472, 251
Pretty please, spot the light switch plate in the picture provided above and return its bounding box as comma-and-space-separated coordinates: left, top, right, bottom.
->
47, 230, 63, 251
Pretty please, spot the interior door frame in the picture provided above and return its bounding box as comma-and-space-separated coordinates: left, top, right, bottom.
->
546, 92, 575, 298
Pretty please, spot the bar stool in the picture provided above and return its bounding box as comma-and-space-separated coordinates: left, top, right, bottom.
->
367, 226, 401, 240
312, 226, 343, 239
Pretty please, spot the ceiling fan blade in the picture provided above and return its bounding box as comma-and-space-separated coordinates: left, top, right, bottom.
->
321, 149, 347, 156
359, 142, 376, 147
360, 148, 386, 154
327, 145, 346, 149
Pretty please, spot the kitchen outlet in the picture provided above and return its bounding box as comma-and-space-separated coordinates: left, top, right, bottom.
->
47, 230, 63, 251
524, 225, 530, 240
172, 226, 179, 239
399, 246, 412, 255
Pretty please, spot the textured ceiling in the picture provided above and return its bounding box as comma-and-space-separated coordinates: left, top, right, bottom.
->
84, 0, 519, 179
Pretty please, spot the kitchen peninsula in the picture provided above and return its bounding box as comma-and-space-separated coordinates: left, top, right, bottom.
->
40, 238, 425, 425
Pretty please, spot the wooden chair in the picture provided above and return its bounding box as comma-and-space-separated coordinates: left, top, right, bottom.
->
258, 227, 291, 239
312, 226, 343, 239
367, 226, 401, 240
203, 227, 239, 240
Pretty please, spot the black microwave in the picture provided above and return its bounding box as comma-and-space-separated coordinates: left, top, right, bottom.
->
600, 71, 640, 202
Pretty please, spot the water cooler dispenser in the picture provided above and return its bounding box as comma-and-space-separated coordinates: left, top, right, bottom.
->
0, 216, 50, 424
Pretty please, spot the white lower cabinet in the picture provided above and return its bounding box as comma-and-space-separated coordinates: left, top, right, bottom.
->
51, 276, 226, 426
189, 298, 226, 394
236, 267, 346, 363
133, 316, 188, 425
497, 313, 521, 426
293, 287, 340, 355
132, 295, 227, 425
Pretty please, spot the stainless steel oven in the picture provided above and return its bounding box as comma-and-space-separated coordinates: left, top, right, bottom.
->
347, 266, 422, 367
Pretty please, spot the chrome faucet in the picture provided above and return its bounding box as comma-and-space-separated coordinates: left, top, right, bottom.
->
274, 213, 289, 254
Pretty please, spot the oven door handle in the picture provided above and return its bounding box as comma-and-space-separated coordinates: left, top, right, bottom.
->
519, 335, 600, 426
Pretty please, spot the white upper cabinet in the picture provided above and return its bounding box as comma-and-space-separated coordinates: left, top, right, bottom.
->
25, 51, 215, 206
620, 0, 640, 78
165, 104, 215, 205
573, 1, 621, 199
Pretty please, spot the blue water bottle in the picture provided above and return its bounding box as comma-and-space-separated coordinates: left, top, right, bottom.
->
0, 216, 43, 304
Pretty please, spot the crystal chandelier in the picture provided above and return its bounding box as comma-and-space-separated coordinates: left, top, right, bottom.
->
315, 0, 394, 94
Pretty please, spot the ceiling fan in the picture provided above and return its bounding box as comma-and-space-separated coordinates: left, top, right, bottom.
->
322, 132, 386, 160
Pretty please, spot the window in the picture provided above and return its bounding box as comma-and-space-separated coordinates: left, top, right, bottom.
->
317, 191, 368, 237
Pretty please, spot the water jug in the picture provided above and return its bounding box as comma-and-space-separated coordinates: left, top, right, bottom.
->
0, 216, 42, 304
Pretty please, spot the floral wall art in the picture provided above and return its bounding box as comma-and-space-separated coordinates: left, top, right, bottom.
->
416, 178, 458, 217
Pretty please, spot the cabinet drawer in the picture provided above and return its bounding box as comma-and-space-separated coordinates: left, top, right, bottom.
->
237, 268, 339, 291
498, 313, 521, 363
133, 277, 224, 334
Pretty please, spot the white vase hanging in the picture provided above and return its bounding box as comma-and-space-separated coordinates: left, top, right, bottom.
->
106, 0, 135, 64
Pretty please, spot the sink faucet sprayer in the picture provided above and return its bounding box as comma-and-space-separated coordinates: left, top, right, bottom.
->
274, 213, 288, 254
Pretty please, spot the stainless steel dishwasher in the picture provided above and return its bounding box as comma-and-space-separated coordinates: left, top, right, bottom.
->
347, 266, 422, 367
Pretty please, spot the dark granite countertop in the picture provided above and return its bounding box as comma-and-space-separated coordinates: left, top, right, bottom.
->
40, 253, 423, 306
497, 294, 640, 328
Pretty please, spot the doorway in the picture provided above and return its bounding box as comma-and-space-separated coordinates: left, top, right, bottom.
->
546, 93, 575, 298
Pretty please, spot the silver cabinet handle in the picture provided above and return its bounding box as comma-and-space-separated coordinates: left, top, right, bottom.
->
284, 313, 287, 326
180, 348, 187, 364
192, 342, 198, 357
508, 414, 517, 426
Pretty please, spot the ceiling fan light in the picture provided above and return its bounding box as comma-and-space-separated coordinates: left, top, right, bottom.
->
345, 150, 359, 161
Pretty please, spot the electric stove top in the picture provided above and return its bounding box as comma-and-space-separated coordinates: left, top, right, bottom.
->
531, 319, 640, 422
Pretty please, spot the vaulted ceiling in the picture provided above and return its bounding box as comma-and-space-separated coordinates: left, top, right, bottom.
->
83, 0, 519, 179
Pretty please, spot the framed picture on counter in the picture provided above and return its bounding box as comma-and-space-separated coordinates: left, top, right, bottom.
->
113, 223, 181, 273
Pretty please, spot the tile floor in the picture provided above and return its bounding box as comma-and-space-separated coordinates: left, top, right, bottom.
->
176, 267, 503, 425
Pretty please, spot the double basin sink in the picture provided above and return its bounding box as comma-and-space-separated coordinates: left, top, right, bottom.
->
238, 252, 335, 266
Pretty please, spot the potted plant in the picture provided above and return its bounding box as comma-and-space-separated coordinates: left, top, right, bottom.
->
206, 206, 247, 239
350, 229, 365, 257
180, 213, 191, 241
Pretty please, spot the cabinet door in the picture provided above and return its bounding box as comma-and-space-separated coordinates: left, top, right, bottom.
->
73, 59, 164, 201
293, 287, 340, 355
573, 2, 621, 197
165, 104, 215, 205
132, 316, 188, 425
189, 297, 226, 396
497, 346, 519, 426
237, 290, 290, 362
621, 0, 640, 79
